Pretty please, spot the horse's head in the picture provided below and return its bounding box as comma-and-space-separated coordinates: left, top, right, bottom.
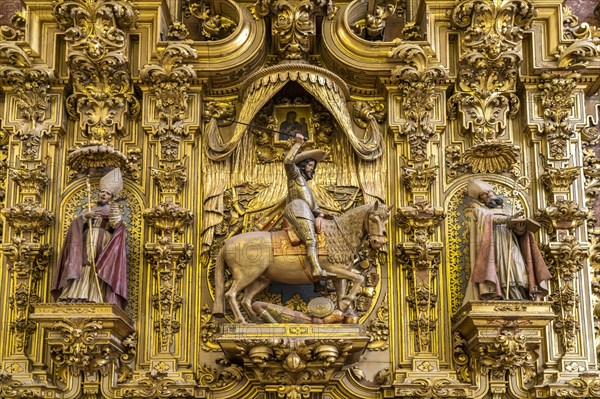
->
365, 201, 389, 250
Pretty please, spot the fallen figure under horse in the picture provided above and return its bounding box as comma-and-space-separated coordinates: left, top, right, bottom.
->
212, 202, 389, 323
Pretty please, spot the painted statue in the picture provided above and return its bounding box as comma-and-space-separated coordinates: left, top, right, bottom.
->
51, 168, 128, 309
284, 133, 336, 279
212, 139, 389, 322
463, 179, 551, 301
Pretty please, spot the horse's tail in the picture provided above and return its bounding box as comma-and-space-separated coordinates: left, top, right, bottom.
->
212, 246, 226, 318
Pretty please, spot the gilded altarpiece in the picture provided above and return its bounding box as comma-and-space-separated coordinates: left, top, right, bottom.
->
1, 0, 600, 398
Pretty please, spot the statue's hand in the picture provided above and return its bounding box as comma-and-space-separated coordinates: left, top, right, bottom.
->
294, 133, 305, 144
512, 210, 524, 218
82, 209, 99, 220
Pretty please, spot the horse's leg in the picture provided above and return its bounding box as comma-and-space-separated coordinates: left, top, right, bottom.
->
226, 271, 267, 324
326, 265, 365, 311
333, 278, 347, 310
241, 276, 271, 323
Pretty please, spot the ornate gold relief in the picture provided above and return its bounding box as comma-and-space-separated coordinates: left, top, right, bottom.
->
144, 202, 193, 237
196, 360, 243, 390
537, 71, 579, 159
0, 11, 26, 41
449, 0, 532, 173
396, 201, 444, 352
145, 238, 194, 353
186, 0, 238, 40
9, 164, 49, 199
2, 239, 51, 354
536, 199, 588, 237
453, 302, 555, 395
366, 298, 389, 350
122, 361, 193, 398
557, 7, 600, 68
0, 371, 32, 398
543, 236, 589, 353
1, 200, 53, 238
140, 43, 198, 160
252, 0, 334, 60
217, 324, 369, 397
0, 43, 54, 161
541, 165, 580, 199
351, 0, 403, 39
54, 0, 139, 145
389, 43, 447, 163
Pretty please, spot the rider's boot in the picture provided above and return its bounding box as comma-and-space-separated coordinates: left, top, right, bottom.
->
307, 245, 336, 280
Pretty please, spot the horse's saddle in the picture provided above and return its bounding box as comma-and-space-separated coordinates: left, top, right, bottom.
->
272, 227, 328, 257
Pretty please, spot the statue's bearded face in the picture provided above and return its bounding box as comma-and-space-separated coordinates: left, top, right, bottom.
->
97, 189, 113, 205
479, 190, 504, 209
300, 160, 316, 180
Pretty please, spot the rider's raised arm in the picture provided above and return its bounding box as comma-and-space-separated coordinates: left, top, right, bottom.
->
284, 141, 302, 179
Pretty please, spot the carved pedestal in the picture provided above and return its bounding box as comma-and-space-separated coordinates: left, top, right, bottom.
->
218, 324, 369, 399
452, 301, 555, 397
31, 304, 135, 397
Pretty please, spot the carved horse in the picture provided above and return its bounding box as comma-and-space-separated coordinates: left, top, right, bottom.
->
212, 202, 389, 323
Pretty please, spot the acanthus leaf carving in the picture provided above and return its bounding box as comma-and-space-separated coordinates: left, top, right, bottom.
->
537, 71, 579, 159
141, 43, 198, 160
54, 0, 140, 146
187, 0, 238, 40
389, 43, 447, 163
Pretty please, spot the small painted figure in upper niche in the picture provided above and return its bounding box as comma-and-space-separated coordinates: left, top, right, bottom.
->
279, 111, 306, 140
51, 168, 128, 309
463, 179, 551, 301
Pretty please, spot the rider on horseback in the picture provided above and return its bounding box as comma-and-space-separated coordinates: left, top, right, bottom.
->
284, 133, 336, 280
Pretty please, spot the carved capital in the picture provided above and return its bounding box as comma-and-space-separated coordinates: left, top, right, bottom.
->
143, 202, 193, 236
541, 166, 580, 197
1, 199, 53, 237
536, 199, 588, 236
9, 164, 49, 199
401, 164, 438, 196
395, 201, 445, 237
151, 164, 188, 196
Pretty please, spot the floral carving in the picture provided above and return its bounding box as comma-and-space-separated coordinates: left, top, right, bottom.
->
0, 43, 54, 160
366, 299, 389, 350
187, 0, 237, 40
0, 12, 26, 41
557, 7, 600, 68
541, 165, 580, 196
543, 236, 588, 352
389, 43, 447, 162
140, 43, 198, 159
143, 202, 193, 236
196, 361, 244, 390
9, 164, 49, 199
538, 72, 579, 159
54, 0, 139, 145
536, 199, 588, 236
146, 238, 194, 353
475, 331, 536, 381
1, 199, 54, 238
451, 0, 535, 60
396, 201, 444, 351
254, 0, 333, 60
123, 363, 191, 398
151, 164, 188, 196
